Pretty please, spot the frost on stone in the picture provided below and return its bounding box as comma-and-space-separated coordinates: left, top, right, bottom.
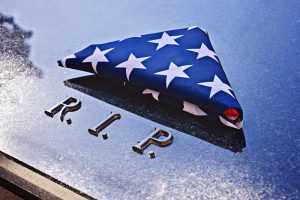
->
0, 12, 42, 105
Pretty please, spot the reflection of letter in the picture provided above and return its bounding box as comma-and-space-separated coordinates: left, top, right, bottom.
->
88, 113, 121, 137
45, 97, 81, 122
132, 129, 173, 154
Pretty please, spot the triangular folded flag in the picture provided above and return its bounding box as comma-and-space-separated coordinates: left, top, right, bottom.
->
58, 27, 243, 129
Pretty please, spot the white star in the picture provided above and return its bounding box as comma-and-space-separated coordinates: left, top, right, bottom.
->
155, 62, 192, 88
198, 75, 235, 99
115, 53, 150, 80
61, 54, 76, 67
148, 32, 183, 50
142, 89, 160, 101
82, 47, 113, 73
187, 43, 219, 63
183, 101, 206, 116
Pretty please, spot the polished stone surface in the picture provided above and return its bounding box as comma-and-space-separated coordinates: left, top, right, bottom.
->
0, 1, 299, 199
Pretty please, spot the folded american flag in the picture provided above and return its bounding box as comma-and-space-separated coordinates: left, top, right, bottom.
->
58, 26, 243, 129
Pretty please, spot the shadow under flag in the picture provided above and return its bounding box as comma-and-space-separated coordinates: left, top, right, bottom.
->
64, 75, 246, 153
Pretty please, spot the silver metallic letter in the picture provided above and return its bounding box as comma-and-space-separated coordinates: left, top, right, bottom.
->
132, 129, 173, 154
45, 97, 81, 123
88, 113, 121, 137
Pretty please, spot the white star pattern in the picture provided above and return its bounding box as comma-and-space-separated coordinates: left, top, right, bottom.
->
82, 47, 113, 73
115, 53, 150, 80
155, 62, 192, 88
183, 101, 206, 116
187, 43, 219, 63
148, 32, 183, 50
58, 27, 243, 128
142, 89, 160, 101
198, 75, 235, 99
61, 54, 76, 67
